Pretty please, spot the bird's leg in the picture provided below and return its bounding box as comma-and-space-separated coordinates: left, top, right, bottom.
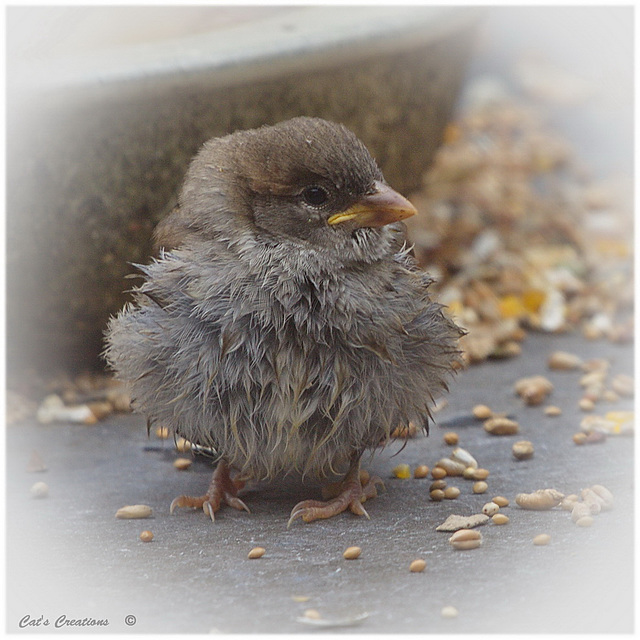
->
288, 455, 384, 526
170, 459, 250, 522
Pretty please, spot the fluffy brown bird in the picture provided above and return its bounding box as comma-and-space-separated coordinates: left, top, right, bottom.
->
105, 117, 462, 525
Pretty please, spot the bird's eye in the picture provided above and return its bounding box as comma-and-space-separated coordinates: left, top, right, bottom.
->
302, 186, 329, 207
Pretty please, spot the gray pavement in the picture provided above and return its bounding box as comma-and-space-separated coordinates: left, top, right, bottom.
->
6, 332, 634, 633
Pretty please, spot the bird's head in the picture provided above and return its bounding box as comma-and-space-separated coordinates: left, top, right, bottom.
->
169, 117, 417, 266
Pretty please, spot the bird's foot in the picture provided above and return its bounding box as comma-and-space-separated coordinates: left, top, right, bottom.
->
288, 464, 384, 526
170, 460, 250, 522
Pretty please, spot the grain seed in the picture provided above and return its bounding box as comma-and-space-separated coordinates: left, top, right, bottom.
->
449, 529, 482, 550
392, 464, 411, 479
248, 547, 266, 559
512, 440, 534, 460
139, 530, 154, 542
30, 481, 49, 498
173, 457, 192, 470
492, 496, 509, 507
115, 504, 152, 519
482, 502, 499, 516
484, 417, 520, 435
544, 405, 562, 416
343, 546, 361, 560
492, 513, 509, 525
413, 465, 430, 479
430, 489, 445, 501
473, 404, 493, 420
441, 605, 459, 619
443, 432, 459, 445
515, 489, 564, 510
409, 559, 427, 573
533, 534, 551, 546
444, 487, 461, 500
473, 481, 488, 494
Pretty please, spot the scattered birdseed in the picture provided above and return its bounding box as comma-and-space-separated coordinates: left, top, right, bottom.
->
248, 547, 266, 559
430, 479, 447, 491
343, 546, 361, 560
611, 374, 634, 397
435, 458, 466, 476
139, 530, 154, 542
512, 440, 534, 460
573, 432, 588, 445
544, 405, 562, 416
473, 404, 493, 420
449, 529, 482, 550
484, 417, 520, 435
441, 606, 459, 619
430, 489, 445, 502
173, 457, 192, 470
30, 481, 49, 498
576, 516, 594, 527
175, 437, 192, 452
303, 609, 321, 620
571, 502, 592, 523
482, 502, 499, 516
392, 464, 411, 479
470, 468, 490, 480
473, 481, 488, 494
413, 465, 430, 479
492, 496, 509, 507
409, 558, 427, 573
450, 447, 478, 469
115, 504, 152, 519
443, 432, 459, 445
431, 467, 447, 480
492, 513, 510, 525
516, 489, 564, 510
155, 426, 170, 439
514, 375, 554, 405
444, 487, 461, 500
579, 398, 595, 412
533, 534, 551, 546
590, 484, 614, 509
548, 351, 583, 370
291, 595, 310, 603
436, 513, 489, 532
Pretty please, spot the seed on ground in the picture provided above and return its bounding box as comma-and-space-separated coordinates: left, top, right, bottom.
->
441, 605, 459, 619
492, 496, 509, 507
471, 468, 490, 480
575, 516, 594, 527
413, 465, 429, 479
579, 398, 595, 412
533, 534, 551, 546
30, 481, 49, 498
449, 529, 482, 550
155, 426, 170, 439
573, 432, 588, 445
473, 404, 493, 420
482, 502, 499, 516
430, 489, 445, 501
492, 513, 509, 525
173, 457, 192, 470
430, 479, 447, 491
343, 546, 361, 560
512, 440, 534, 460
444, 487, 461, 500
443, 432, 459, 445
473, 481, 488, 494
303, 609, 321, 620
115, 504, 152, 519
392, 464, 411, 479
484, 417, 519, 435
139, 530, 154, 542
544, 406, 562, 416
248, 547, 266, 559
431, 467, 447, 480
409, 558, 427, 573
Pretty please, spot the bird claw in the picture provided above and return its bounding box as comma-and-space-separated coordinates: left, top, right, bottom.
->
287, 471, 381, 526
169, 461, 249, 522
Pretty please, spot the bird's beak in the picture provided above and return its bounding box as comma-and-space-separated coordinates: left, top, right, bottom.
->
327, 181, 417, 228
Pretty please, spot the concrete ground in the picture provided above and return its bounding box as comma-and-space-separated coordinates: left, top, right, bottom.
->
6, 331, 634, 634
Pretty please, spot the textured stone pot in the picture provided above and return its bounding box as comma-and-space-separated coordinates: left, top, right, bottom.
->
6, 6, 482, 375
